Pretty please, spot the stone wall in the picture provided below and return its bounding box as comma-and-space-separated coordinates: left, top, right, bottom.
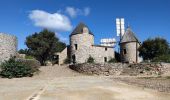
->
57, 47, 68, 65
0, 33, 17, 64
70, 33, 94, 63
120, 42, 142, 63
90, 45, 115, 63
161, 63, 170, 74
69, 63, 168, 76
70, 63, 126, 75
70, 29, 115, 64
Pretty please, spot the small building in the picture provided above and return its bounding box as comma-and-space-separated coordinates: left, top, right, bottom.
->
57, 22, 115, 64
120, 27, 142, 63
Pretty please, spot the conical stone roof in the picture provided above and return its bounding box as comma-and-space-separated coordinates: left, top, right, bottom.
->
70, 22, 94, 36
120, 27, 139, 43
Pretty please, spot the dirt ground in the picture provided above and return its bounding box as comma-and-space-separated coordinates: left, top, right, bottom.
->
111, 76, 170, 92
0, 65, 170, 100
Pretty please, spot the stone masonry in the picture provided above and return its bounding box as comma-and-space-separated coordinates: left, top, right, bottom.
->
69, 63, 168, 76
57, 22, 115, 64
0, 33, 17, 64
70, 22, 115, 64
120, 27, 143, 63
56, 47, 68, 65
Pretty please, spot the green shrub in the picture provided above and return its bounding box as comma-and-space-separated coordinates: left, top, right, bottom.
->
25, 55, 35, 59
152, 55, 170, 63
87, 56, 94, 63
0, 58, 38, 78
64, 57, 70, 64
108, 58, 117, 63
166, 76, 170, 79
16, 58, 40, 72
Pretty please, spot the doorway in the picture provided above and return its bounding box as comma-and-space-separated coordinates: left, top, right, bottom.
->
72, 55, 76, 64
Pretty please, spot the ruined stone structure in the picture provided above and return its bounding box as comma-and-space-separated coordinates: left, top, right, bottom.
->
0, 33, 17, 64
57, 23, 115, 64
120, 27, 142, 63
69, 63, 166, 76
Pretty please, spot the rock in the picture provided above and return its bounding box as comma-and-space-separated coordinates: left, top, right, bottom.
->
69, 63, 166, 76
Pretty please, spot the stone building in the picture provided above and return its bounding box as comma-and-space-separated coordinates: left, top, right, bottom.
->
0, 33, 17, 64
57, 22, 115, 64
120, 27, 142, 63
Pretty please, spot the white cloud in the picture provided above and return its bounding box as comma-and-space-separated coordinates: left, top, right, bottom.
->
65, 7, 77, 18
65, 7, 90, 18
29, 10, 72, 31
84, 7, 90, 16
28, 8, 90, 44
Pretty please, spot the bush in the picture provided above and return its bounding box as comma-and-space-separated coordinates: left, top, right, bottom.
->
108, 58, 117, 63
87, 56, 95, 63
64, 57, 70, 64
25, 55, 35, 59
152, 55, 170, 63
16, 58, 40, 72
166, 76, 170, 79
0, 58, 39, 78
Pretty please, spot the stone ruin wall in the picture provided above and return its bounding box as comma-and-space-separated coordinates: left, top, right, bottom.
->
69, 63, 170, 76
90, 46, 115, 63
0, 33, 17, 64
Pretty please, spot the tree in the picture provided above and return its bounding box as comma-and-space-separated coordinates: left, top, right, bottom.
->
18, 48, 31, 55
25, 29, 66, 65
139, 37, 170, 61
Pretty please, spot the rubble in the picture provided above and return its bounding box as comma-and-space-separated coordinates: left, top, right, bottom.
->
69, 63, 169, 76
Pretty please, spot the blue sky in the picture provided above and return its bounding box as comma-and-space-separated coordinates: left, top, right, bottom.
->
0, 0, 170, 51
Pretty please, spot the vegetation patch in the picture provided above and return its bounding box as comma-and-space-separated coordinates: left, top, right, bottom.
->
16, 58, 40, 72
0, 57, 39, 78
108, 58, 117, 63
139, 37, 170, 63
64, 57, 71, 64
87, 56, 95, 63
25, 29, 66, 65
166, 76, 170, 79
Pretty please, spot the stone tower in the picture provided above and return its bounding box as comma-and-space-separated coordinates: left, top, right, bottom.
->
70, 22, 94, 63
0, 33, 17, 64
120, 27, 141, 63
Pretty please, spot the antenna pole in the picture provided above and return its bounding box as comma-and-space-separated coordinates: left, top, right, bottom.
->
120, 19, 122, 41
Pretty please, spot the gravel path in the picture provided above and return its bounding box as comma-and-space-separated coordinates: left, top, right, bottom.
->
0, 65, 170, 100
34, 65, 84, 79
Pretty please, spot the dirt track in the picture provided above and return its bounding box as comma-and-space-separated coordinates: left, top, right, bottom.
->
0, 65, 170, 100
